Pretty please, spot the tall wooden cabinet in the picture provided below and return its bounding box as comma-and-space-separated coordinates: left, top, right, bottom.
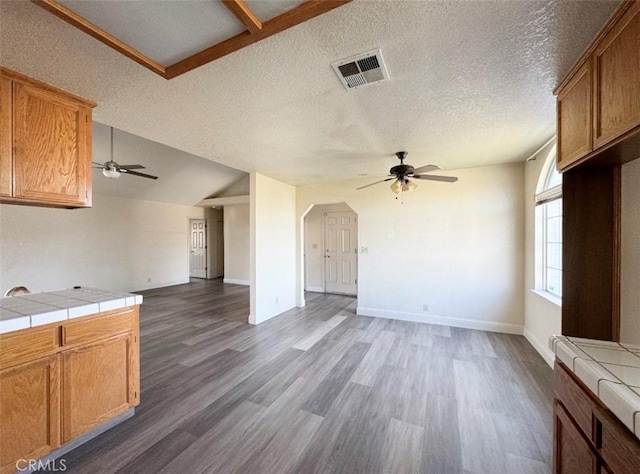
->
555, 0, 640, 342
0, 307, 139, 474
0, 67, 96, 208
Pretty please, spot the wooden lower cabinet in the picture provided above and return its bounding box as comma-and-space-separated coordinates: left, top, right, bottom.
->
0, 307, 139, 473
62, 333, 135, 442
0, 355, 61, 474
554, 401, 598, 473
554, 361, 640, 473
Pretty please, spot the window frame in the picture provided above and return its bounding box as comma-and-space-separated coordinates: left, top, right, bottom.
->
534, 144, 563, 302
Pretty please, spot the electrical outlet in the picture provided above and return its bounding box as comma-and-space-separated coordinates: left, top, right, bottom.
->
423, 304, 429, 312
275, 296, 279, 304
147, 277, 151, 283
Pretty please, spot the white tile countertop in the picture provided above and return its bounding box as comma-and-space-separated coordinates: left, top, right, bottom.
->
549, 335, 640, 440
0, 287, 142, 335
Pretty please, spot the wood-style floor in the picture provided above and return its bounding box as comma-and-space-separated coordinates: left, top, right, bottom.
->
60, 279, 553, 474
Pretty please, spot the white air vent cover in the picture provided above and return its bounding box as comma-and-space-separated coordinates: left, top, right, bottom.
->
332, 49, 389, 90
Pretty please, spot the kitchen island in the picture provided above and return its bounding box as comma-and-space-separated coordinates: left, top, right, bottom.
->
0, 288, 142, 474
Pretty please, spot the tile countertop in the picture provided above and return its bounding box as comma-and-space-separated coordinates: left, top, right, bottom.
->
549, 335, 640, 440
0, 287, 143, 335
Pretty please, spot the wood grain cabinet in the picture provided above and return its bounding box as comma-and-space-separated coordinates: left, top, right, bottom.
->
557, 62, 593, 170
0, 307, 139, 474
593, 2, 640, 148
556, 1, 640, 170
0, 67, 96, 208
554, 362, 640, 473
0, 355, 61, 474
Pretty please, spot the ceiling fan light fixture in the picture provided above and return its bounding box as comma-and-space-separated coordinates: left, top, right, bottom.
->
402, 179, 417, 192
390, 179, 402, 194
102, 168, 121, 179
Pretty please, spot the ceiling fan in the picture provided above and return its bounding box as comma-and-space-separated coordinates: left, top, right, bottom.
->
356, 151, 457, 193
93, 127, 158, 180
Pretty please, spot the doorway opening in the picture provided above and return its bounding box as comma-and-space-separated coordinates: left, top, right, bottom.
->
303, 203, 358, 296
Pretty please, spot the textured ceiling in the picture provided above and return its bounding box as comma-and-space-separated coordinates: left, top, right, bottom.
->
0, 0, 619, 187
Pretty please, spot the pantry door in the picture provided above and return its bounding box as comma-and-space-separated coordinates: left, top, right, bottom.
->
324, 211, 357, 295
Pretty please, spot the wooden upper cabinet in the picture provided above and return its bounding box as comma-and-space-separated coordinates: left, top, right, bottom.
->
0, 355, 61, 474
0, 67, 95, 208
0, 77, 12, 197
557, 62, 593, 170
593, 2, 640, 148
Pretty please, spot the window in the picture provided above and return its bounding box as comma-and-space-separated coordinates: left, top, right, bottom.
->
535, 144, 562, 300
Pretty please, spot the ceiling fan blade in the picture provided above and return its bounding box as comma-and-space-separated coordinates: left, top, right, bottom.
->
118, 164, 146, 170
356, 177, 394, 190
122, 169, 158, 180
411, 164, 440, 174
413, 174, 458, 183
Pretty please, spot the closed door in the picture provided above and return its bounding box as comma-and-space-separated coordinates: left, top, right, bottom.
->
324, 211, 357, 295
190, 219, 207, 279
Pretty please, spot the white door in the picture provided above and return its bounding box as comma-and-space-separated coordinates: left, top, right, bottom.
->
324, 211, 357, 295
189, 219, 207, 279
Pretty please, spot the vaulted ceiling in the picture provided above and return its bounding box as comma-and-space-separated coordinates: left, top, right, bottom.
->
0, 0, 619, 187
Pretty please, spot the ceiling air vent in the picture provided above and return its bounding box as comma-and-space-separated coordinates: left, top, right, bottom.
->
332, 49, 389, 90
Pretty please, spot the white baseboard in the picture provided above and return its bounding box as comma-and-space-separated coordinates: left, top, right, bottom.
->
223, 278, 250, 286
524, 327, 555, 368
305, 286, 324, 293
356, 307, 523, 335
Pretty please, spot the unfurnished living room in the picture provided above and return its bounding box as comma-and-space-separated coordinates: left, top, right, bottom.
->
1, 0, 639, 473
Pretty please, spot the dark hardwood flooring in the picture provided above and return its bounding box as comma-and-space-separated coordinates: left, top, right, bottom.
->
59, 279, 553, 474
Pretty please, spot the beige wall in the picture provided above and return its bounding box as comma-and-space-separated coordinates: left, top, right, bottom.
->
223, 204, 250, 285
523, 140, 561, 366
621, 159, 640, 344
297, 163, 525, 333
0, 194, 204, 294
250, 173, 297, 324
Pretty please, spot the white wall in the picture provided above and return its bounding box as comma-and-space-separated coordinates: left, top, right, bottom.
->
223, 204, 250, 285
304, 202, 353, 292
250, 173, 296, 324
523, 140, 561, 366
0, 194, 204, 294
297, 163, 525, 334
621, 159, 640, 345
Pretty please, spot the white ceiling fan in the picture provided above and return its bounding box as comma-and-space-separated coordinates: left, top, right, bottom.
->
93, 127, 158, 180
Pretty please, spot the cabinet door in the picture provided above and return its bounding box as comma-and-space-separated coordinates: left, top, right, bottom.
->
0, 355, 60, 474
557, 62, 593, 170
0, 76, 12, 197
593, 2, 640, 148
62, 333, 135, 443
12, 81, 90, 206
554, 401, 597, 474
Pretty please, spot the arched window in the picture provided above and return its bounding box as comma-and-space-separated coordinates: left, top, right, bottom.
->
535, 144, 562, 300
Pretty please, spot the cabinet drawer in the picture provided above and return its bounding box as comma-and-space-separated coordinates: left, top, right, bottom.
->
555, 361, 599, 438
595, 406, 640, 474
0, 326, 59, 369
62, 308, 135, 347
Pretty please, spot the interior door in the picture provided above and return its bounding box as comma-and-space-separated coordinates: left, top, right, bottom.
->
189, 219, 207, 279
324, 211, 357, 295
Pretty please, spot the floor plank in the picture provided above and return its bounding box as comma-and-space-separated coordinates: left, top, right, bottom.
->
58, 279, 553, 474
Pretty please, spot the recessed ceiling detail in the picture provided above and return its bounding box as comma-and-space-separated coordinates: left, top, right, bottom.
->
332, 49, 389, 89
32, 0, 353, 79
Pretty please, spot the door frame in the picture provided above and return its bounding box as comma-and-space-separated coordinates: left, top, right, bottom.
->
322, 210, 358, 295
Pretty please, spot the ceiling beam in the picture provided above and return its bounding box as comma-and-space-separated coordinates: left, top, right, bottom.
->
221, 0, 263, 34
165, 0, 353, 79
32, 0, 166, 77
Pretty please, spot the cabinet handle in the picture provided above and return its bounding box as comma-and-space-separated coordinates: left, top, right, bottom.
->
60, 326, 66, 345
